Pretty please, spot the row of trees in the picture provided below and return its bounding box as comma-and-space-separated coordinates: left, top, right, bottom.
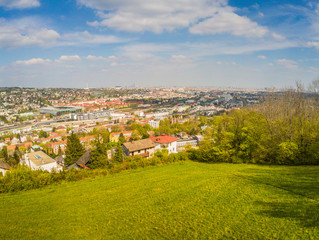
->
190, 85, 319, 165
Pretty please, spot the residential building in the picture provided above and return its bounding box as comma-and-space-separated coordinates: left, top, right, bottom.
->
66, 150, 91, 170
149, 120, 160, 129
50, 140, 67, 154
150, 135, 178, 153
176, 139, 198, 152
0, 160, 10, 175
24, 151, 62, 172
122, 139, 156, 158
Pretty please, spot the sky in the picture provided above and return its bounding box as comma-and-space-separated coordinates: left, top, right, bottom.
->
0, 0, 318, 88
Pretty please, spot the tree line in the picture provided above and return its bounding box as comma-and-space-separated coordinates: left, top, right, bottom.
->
190, 82, 319, 165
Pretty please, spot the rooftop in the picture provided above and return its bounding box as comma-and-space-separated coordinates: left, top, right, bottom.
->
26, 151, 56, 166
123, 139, 156, 152
0, 160, 10, 170
150, 135, 179, 144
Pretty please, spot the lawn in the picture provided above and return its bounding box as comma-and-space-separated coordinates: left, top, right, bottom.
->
1, 161, 319, 239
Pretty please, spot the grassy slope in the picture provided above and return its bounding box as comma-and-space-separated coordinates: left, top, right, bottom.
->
1, 161, 319, 240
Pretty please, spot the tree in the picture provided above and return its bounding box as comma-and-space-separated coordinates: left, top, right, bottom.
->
64, 132, 85, 166
129, 132, 139, 141
90, 136, 107, 169
39, 130, 48, 138
1, 146, 8, 162
114, 142, 123, 163
118, 133, 126, 144
57, 146, 63, 156
13, 147, 20, 165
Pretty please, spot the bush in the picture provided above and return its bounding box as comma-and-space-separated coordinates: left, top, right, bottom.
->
0, 151, 189, 194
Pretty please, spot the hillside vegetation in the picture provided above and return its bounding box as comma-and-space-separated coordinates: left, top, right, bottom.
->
1, 161, 319, 239
191, 88, 319, 165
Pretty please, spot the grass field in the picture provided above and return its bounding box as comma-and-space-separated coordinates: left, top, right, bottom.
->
1, 161, 319, 239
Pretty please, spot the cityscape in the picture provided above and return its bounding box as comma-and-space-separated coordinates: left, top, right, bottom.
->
1, 0, 319, 239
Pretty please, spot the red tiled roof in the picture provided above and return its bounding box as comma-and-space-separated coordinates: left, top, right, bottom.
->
150, 135, 178, 144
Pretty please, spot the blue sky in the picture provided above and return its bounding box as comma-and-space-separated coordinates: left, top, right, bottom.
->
0, 0, 318, 88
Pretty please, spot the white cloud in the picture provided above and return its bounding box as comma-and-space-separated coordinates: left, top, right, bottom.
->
15, 58, 51, 65
169, 55, 192, 64
258, 55, 267, 59
0, 18, 130, 49
189, 11, 269, 38
80, 0, 274, 38
0, 21, 60, 48
271, 32, 285, 40
307, 41, 319, 49
118, 40, 299, 61
120, 43, 174, 60
60, 31, 129, 45
87, 55, 117, 62
55, 55, 81, 63
276, 59, 298, 70
87, 55, 108, 61
0, 0, 40, 9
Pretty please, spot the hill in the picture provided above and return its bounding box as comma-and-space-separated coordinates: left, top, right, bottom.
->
1, 161, 319, 239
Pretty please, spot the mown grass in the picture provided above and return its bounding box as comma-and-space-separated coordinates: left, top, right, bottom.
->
1, 161, 319, 239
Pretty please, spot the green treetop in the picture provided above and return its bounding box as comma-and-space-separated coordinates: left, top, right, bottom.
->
64, 132, 85, 166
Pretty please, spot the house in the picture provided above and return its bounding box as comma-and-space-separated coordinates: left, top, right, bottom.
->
176, 139, 198, 152
79, 135, 96, 148
150, 135, 179, 154
149, 120, 160, 129
66, 150, 91, 170
31, 145, 43, 152
55, 155, 64, 166
0, 160, 10, 175
122, 139, 156, 158
24, 151, 62, 172
11, 137, 20, 145
50, 140, 67, 154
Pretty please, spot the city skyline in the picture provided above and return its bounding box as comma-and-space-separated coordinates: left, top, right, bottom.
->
0, 0, 318, 88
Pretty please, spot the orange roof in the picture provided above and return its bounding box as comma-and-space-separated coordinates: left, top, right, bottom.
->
50, 141, 67, 146
110, 131, 134, 138
150, 135, 178, 144
7, 145, 16, 151
80, 135, 95, 140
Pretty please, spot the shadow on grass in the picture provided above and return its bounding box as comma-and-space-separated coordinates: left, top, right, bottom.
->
236, 167, 319, 200
255, 200, 319, 228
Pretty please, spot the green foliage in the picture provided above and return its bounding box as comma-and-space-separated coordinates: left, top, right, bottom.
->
90, 137, 108, 169
13, 148, 20, 165
38, 130, 48, 138
113, 143, 123, 163
118, 133, 126, 144
154, 118, 200, 136
0, 151, 189, 194
191, 104, 319, 165
130, 122, 151, 138
0, 165, 93, 193
64, 132, 85, 166
1, 146, 8, 162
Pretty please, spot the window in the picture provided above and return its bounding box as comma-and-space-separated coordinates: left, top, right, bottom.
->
34, 155, 42, 159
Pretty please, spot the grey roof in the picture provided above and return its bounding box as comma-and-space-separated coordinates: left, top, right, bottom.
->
123, 139, 156, 152
0, 160, 10, 170
76, 150, 92, 166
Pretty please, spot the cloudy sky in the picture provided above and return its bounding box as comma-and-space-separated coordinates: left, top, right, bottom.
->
0, 0, 318, 88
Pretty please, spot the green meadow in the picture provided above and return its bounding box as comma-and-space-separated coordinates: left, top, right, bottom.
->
1, 161, 319, 239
